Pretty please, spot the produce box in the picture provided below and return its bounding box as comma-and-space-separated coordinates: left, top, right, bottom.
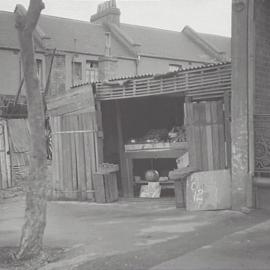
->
125, 142, 188, 151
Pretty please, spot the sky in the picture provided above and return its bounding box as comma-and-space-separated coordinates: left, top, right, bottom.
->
0, 0, 232, 36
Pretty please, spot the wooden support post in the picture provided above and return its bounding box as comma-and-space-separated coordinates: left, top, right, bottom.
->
95, 101, 104, 166
115, 100, 134, 197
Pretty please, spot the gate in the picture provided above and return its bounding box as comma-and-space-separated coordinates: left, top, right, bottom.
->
185, 99, 230, 170
48, 86, 99, 200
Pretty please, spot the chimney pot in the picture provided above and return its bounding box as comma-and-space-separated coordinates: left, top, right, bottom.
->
91, 0, 120, 25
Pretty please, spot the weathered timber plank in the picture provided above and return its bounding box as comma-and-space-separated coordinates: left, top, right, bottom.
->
78, 114, 87, 200
211, 102, 220, 169
217, 101, 226, 169
62, 115, 74, 199
82, 112, 94, 201
4, 120, 12, 188
199, 102, 209, 170
205, 102, 214, 170
69, 114, 79, 198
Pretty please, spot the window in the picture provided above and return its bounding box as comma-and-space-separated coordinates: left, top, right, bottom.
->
169, 64, 182, 72
72, 61, 82, 85
36, 59, 43, 89
86, 61, 99, 83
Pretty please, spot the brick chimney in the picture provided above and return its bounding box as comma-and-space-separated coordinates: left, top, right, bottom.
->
91, 0, 120, 25
98, 32, 118, 81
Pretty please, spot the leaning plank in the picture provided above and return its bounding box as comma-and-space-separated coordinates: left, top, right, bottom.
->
4, 120, 12, 188
0, 122, 8, 189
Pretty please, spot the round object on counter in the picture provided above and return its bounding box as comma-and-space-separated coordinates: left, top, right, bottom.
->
145, 170, 159, 182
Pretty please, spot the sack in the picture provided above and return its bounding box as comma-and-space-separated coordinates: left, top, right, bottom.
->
140, 182, 161, 198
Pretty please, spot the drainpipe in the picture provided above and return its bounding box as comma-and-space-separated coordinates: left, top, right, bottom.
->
135, 55, 140, 75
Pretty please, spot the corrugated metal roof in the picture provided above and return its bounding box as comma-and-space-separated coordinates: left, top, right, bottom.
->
93, 62, 232, 101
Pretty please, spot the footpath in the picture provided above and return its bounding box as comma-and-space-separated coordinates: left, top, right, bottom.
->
1, 195, 270, 270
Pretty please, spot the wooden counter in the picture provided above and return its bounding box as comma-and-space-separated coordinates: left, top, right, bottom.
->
124, 143, 188, 197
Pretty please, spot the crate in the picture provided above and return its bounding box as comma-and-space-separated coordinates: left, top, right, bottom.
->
93, 172, 119, 203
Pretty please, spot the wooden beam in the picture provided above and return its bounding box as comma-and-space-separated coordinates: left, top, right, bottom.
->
115, 100, 133, 197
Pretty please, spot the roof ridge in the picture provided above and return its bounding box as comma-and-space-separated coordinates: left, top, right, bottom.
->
120, 23, 183, 34
0, 10, 13, 15
121, 23, 230, 39
40, 13, 104, 27
183, 26, 228, 62
0, 9, 104, 28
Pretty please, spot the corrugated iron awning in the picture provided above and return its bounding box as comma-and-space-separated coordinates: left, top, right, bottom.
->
93, 62, 231, 101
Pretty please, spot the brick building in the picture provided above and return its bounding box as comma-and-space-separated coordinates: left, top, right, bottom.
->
0, 0, 231, 100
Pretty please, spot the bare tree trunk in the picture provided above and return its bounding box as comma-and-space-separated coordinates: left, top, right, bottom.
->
14, 0, 48, 259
